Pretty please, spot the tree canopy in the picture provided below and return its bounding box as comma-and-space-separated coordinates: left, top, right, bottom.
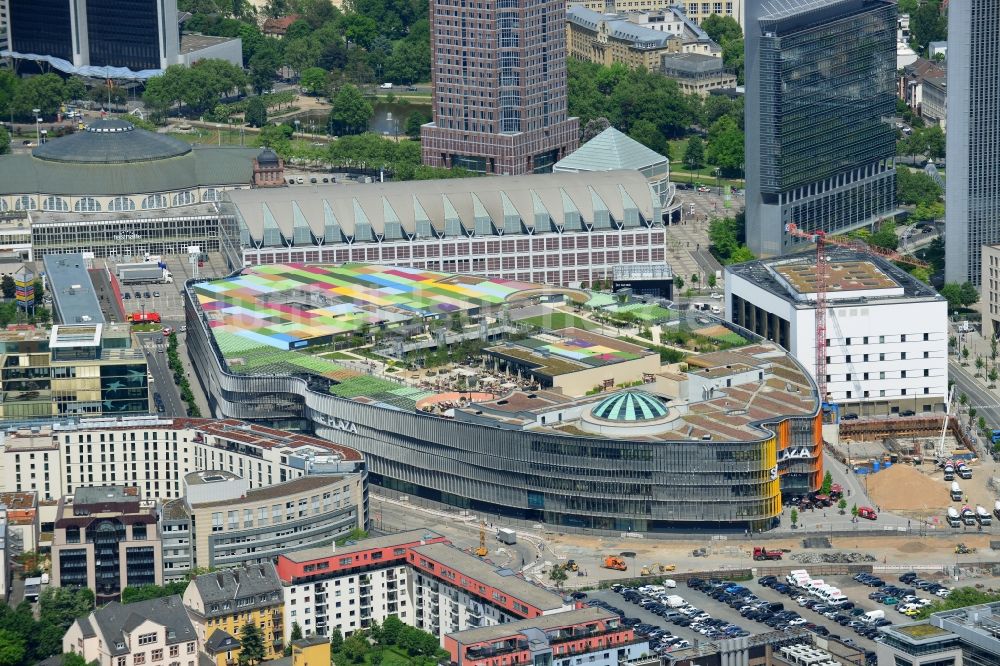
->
896, 168, 943, 205
939, 283, 979, 312
910, 0, 947, 51
328, 84, 373, 135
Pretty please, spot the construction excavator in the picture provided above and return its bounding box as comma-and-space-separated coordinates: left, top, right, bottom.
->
475, 521, 488, 557
601, 555, 627, 571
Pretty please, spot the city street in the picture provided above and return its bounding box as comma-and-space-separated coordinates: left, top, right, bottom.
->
137, 331, 186, 418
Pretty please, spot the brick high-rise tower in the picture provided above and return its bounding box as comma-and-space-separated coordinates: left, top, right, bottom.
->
420, 0, 579, 175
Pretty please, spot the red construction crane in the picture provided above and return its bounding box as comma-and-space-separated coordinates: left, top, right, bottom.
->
784, 223, 928, 400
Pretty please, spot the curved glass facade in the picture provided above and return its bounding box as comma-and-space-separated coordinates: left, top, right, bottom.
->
185, 288, 822, 533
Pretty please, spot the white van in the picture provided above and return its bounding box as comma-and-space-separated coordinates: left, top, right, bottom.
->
786, 569, 809, 586
805, 579, 826, 594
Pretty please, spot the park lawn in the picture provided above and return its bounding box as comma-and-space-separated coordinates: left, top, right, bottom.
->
167, 129, 250, 147
322, 351, 358, 360
522, 311, 596, 330
333, 647, 437, 666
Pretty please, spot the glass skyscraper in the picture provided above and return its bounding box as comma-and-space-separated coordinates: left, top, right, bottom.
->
945, 0, 1000, 286
745, 0, 898, 257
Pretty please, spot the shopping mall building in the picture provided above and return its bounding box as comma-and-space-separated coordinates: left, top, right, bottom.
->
184, 264, 823, 533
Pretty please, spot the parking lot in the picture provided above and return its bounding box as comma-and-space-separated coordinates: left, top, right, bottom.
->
583, 569, 948, 664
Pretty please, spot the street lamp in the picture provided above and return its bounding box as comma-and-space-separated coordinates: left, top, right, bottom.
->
32, 108, 40, 145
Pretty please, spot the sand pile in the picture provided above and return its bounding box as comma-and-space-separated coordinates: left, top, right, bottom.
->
865, 463, 951, 511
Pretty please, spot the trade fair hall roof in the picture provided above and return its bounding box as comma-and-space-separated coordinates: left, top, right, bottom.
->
553, 126, 668, 172
33, 119, 192, 164
0, 118, 258, 196
226, 169, 659, 244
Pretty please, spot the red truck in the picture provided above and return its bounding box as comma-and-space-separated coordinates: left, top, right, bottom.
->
127, 312, 161, 324
752, 546, 783, 561
857, 506, 878, 520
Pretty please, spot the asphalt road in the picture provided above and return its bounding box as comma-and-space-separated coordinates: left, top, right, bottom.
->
138, 332, 186, 417
949, 360, 1000, 452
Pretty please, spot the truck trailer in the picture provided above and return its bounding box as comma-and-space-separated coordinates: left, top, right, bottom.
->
497, 528, 516, 545
117, 262, 173, 284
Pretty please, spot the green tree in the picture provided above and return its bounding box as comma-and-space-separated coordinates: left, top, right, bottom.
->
700, 15, 742, 44
39, 587, 94, 630
851, 504, 859, 518
790, 508, 799, 526
990, 368, 998, 386
722, 38, 745, 85
684, 136, 705, 170
979, 416, 988, 433
249, 43, 282, 93
628, 119, 666, 154
838, 498, 848, 514
300, 67, 328, 95
290, 622, 303, 641
896, 168, 942, 205
13, 73, 65, 118
342, 632, 369, 663
976, 357, 985, 376
238, 622, 266, 666
940, 282, 979, 311
329, 84, 372, 135
914, 200, 945, 222
548, 565, 568, 588
910, 0, 947, 51
898, 0, 918, 15
0, 70, 20, 119
0, 126, 9, 157
283, 36, 321, 73
707, 274, 717, 288
919, 125, 946, 159
330, 627, 344, 652
869, 222, 899, 251
673, 276, 684, 290
64, 76, 88, 102
404, 109, 432, 139
245, 97, 268, 128
917, 587, 1000, 619
0, 629, 25, 666
120, 581, 188, 603
705, 116, 744, 175
820, 471, 833, 495
380, 616, 404, 645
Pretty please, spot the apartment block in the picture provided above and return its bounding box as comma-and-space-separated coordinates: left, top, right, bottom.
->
276, 530, 572, 642
51, 485, 161, 603
184, 563, 285, 661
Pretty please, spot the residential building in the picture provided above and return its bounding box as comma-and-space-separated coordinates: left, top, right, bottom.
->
277, 530, 449, 639
725, 249, 948, 414
419, 0, 579, 175
170, 470, 365, 577
944, 0, 1000, 285
575, 0, 744, 28
275, 530, 573, 642
262, 15, 300, 38
565, 5, 719, 72
744, 0, 898, 257
553, 126, 678, 215
0, 491, 39, 555
444, 608, 647, 666
183, 563, 284, 660
922, 74, 947, 129
63, 595, 200, 666
0, 417, 367, 573
898, 58, 945, 118
879, 602, 1000, 665
224, 171, 665, 288
1, 0, 239, 76
51, 485, 161, 603
660, 52, 737, 96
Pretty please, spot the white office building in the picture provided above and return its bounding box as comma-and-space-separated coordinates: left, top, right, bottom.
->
725, 250, 948, 415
